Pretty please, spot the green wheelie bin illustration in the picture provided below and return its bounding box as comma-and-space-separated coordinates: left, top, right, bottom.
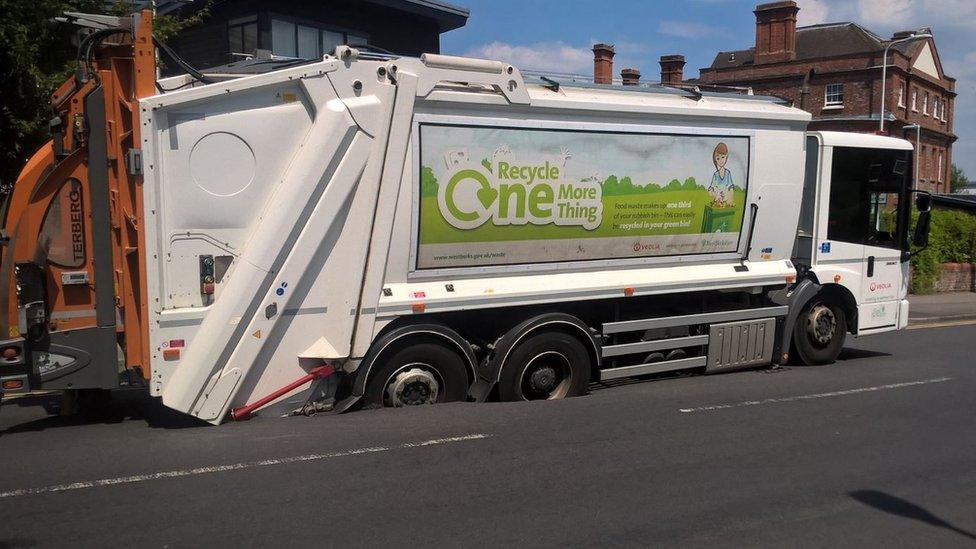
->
701, 206, 737, 233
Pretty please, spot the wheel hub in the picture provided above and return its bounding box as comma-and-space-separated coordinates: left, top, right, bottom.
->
387, 367, 439, 407
528, 365, 557, 393
806, 305, 836, 345
519, 351, 571, 401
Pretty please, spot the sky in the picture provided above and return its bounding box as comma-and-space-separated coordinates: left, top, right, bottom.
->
440, 0, 976, 179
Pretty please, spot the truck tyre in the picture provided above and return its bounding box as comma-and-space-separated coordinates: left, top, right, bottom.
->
363, 342, 469, 408
498, 331, 592, 401
792, 298, 847, 365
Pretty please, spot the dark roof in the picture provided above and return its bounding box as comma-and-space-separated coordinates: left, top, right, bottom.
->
118, 0, 469, 32
362, 0, 469, 31
708, 22, 917, 70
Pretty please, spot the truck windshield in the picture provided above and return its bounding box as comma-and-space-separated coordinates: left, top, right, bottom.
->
827, 147, 911, 251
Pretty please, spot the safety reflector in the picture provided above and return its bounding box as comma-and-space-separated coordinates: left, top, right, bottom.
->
163, 348, 181, 361
2, 379, 24, 390
411, 303, 426, 313
623, 287, 634, 296
168, 339, 185, 348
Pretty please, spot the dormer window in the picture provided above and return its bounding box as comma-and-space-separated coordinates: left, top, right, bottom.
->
824, 83, 844, 107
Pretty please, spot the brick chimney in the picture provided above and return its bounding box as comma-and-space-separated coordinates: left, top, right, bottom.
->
754, 1, 799, 64
621, 67, 640, 85
593, 43, 615, 84
659, 55, 685, 85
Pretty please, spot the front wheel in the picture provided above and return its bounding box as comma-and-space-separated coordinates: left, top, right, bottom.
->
792, 298, 847, 365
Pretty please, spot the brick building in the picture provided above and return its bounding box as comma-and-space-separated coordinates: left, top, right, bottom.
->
697, 1, 956, 193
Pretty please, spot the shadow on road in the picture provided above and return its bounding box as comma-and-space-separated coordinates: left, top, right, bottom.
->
850, 489, 976, 541
837, 347, 892, 361
0, 390, 208, 436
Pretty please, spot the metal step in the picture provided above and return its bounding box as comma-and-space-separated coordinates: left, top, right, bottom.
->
601, 335, 709, 358
599, 356, 707, 381
601, 306, 788, 335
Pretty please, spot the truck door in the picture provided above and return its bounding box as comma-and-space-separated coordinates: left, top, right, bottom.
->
825, 146, 911, 332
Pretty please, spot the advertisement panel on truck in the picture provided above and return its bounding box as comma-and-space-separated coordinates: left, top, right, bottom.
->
416, 124, 750, 269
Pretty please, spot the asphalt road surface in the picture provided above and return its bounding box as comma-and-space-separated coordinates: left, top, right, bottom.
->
2, 323, 975, 548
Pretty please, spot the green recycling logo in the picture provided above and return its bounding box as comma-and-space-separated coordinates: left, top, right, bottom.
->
437, 160, 603, 231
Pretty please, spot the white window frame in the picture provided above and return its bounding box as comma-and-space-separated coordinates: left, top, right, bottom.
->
911, 88, 918, 112
897, 85, 905, 108
824, 83, 844, 107
923, 93, 929, 116
938, 151, 943, 182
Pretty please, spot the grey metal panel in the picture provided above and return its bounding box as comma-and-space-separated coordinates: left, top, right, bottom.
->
84, 87, 117, 329
599, 356, 706, 381
601, 335, 709, 358
705, 318, 776, 372
602, 306, 788, 335
40, 326, 120, 389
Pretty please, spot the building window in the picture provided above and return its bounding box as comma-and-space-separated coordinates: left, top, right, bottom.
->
271, 19, 297, 57
918, 145, 929, 179
824, 83, 844, 107
942, 99, 948, 122
228, 16, 258, 56
911, 88, 918, 111
897, 84, 905, 108
923, 92, 929, 115
938, 151, 943, 182
271, 18, 370, 59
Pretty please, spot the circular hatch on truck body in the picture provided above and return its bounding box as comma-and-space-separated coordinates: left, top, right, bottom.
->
189, 131, 256, 197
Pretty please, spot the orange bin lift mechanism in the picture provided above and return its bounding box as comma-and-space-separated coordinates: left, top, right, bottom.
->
0, 10, 155, 379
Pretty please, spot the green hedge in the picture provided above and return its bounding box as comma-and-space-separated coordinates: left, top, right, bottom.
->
910, 208, 976, 293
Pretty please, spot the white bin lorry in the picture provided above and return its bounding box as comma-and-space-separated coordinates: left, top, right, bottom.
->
0, 11, 931, 424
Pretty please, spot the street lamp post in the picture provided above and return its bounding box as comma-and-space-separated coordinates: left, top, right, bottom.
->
904, 123, 921, 190
879, 32, 932, 134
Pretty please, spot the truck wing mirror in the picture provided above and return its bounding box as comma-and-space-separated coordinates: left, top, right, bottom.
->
914, 192, 932, 213
913, 210, 931, 248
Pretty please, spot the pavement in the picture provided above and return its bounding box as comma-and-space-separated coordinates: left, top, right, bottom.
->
909, 292, 976, 323
1, 322, 976, 547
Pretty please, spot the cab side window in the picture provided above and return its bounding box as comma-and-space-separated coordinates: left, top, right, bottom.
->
827, 147, 909, 250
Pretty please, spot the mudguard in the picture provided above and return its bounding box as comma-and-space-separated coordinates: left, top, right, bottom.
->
770, 277, 822, 364
350, 323, 478, 399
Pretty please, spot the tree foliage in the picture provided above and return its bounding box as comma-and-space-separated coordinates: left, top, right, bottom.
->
0, 0, 102, 189
909, 208, 976, 293
950, 163, 968, 194
0, 1, 211, 189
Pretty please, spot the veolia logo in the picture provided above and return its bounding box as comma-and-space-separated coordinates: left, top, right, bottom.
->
869, 282, 892, 292
438, 160, 602, 230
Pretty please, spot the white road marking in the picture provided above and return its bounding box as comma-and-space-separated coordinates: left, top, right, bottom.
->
0, 433, 490, 499
679, 377, 952, 413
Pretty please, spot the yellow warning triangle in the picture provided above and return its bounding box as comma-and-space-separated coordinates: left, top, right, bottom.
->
252, 329, 262, 339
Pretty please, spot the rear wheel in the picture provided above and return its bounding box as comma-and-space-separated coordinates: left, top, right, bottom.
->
364, 342, 470, 407
498, 331, 592, 401
792, 298, 847, 365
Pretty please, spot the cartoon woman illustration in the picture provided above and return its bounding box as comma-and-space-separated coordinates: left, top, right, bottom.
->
708, 142, 734, 208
